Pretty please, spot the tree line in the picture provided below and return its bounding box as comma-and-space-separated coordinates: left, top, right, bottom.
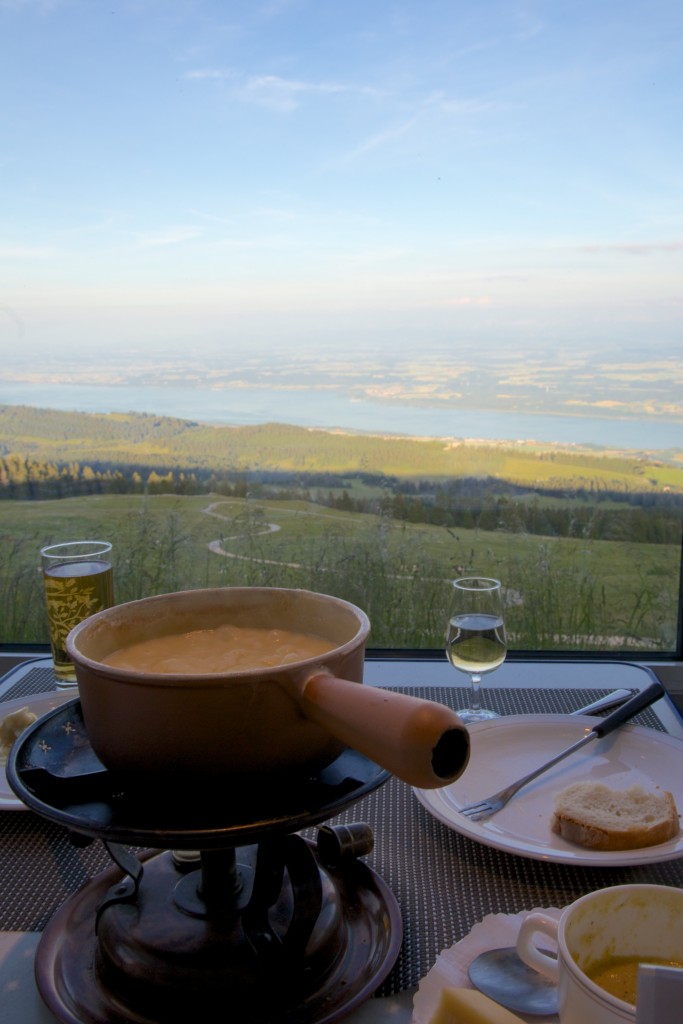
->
3, 403, 682, 488
1, 452, 681, 545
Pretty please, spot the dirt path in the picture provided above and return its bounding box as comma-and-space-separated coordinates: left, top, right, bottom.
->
203, 500, 301, 567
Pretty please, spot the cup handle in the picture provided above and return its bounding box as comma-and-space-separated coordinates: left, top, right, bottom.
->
516, 912, 561, 982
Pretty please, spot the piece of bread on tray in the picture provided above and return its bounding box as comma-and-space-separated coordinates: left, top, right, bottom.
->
551, 781, 680, 851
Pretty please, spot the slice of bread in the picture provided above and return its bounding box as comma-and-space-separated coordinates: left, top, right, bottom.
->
551, 782, 680, 851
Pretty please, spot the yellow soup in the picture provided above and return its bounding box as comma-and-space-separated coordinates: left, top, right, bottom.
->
587, 955, 683, 1006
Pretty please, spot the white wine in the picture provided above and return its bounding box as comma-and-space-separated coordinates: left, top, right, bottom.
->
446, 577, 506, 723
447, 613, 507, 675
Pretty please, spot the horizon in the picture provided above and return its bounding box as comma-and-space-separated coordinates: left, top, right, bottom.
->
1, 1, 682, 361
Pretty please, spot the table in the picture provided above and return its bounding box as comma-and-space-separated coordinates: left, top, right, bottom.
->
1, 657, 682, 1023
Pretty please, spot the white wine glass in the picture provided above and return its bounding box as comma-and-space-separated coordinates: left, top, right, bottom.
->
445, 577, 507, 723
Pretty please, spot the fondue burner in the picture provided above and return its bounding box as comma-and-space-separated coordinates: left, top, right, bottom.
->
8, 699, 402, 1024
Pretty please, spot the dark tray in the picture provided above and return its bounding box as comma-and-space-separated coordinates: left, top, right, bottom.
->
7, 698, 390, 849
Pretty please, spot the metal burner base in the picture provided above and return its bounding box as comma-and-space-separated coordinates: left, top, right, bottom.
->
35, 844, 402, 1024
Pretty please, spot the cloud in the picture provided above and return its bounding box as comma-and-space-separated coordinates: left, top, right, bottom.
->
254, 206, 296, 222
437, 95, 513, 117
442, 296, 493, 308
256, 0, 308, 19
133, 228, 204, 249
238, 74, 381, 112
0, 0, 62, 9
189, 209, 235, 228
184, 69, 237, 81
0, 304, 26, 340
327, 91, 507, 168
580, 241, 683, 256
512, 10, 545, 42
330, 117, 419, 165
185, 67, 383, 112
0, 244, 58, 259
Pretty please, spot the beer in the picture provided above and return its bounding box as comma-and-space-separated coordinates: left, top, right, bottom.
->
41, 542, 113, 683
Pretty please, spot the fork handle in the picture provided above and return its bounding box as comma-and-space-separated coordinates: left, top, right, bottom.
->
509, 680, 666, 796
570, 689, 632, 716
506, 732, 597, 794
590, 681, 665, 737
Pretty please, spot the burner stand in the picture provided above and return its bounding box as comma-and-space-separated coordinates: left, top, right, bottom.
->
8, 699, 402, 1024
37, 834, 401, 1024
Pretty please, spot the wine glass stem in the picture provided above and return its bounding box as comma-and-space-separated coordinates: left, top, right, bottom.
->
469, 673, 482, 712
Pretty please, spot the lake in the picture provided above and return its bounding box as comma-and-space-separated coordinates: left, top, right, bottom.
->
1, 381, 682, 452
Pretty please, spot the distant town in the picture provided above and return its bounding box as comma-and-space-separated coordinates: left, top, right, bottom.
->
4, 342, 683, 423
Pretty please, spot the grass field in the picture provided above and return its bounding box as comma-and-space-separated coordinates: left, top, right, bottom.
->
1, 491, 679, 653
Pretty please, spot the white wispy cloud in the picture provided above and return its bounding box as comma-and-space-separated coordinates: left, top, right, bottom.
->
189, 209, 235, 228
333, 117, 419, 164
239, 74, 359, 112
133, 228, 204, 249
437, 94, 513, 117
254, 206, 297, 222
327, 90, 508, 168
0, 0, 63, 10
0, 244, 59, 258
185, 67, 383, 112
256, 0, 308, 20
581, 241, 683, 256
184, 69, 237, 81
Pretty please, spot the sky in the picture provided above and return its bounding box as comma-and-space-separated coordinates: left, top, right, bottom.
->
1, 0, 682, 362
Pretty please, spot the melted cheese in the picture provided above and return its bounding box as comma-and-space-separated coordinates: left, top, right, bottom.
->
102, 624, 337, 674
428, 988, 526, 1024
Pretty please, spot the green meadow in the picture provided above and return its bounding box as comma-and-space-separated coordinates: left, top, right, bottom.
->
1, 491, 679, 654
1, 406, 681, 653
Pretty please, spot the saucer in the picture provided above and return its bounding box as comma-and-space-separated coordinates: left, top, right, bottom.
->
412, 908, 561, 1024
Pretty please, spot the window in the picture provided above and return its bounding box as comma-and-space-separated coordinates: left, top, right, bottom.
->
1, 1, 682, 658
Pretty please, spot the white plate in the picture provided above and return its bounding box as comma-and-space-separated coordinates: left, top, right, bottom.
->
412, 907, 561, 1024
414, 714, 683, 866
0, 692, 75, 811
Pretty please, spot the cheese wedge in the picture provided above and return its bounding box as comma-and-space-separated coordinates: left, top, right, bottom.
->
428, 987, 526, 1024
0, 706, 37, 765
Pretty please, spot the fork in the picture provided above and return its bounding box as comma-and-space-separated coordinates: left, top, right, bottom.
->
459, 680, 665, 821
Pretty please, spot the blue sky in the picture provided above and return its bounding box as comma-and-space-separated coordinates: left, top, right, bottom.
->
1, 0, 682, 360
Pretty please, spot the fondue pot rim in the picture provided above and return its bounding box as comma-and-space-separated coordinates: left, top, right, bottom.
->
66, 585, 371, 685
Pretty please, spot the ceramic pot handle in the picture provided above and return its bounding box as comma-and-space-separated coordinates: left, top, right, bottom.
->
298, 672, 470, 789
516, 912, 561, 982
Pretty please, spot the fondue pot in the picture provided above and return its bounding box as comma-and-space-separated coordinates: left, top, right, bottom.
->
66, 587, 470, 789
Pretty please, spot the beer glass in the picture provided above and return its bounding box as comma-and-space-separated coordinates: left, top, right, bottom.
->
41, 540, 114, 686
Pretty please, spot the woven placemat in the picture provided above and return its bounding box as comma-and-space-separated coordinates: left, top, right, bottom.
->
320, 685, 678, 996
369, 780, 683, 997
0, 664, 63, 700
1, 683, 679, 999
